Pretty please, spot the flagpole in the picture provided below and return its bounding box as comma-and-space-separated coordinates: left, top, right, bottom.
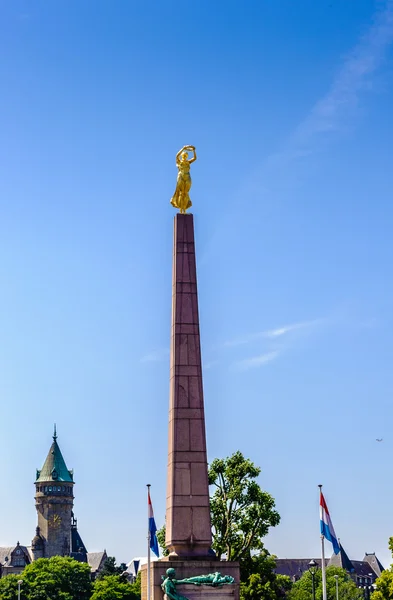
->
321, 534, 327, 600
319, 485, 327, 600
147, 484, 151, 600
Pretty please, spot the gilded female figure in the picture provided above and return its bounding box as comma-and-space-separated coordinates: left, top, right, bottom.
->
170, 145, 197, 214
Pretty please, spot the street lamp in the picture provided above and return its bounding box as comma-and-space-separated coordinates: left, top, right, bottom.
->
334, 575, 339, 600
308, 560, 318, 600
17, 580, 23, 600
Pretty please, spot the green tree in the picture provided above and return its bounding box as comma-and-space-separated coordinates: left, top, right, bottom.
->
372, 537, 393, 599
240, 551, 292, 600
21, 556, 92, 600
372, 571, 393, 600
158, 452, 280, 564
91, 575, 139, 600
157, 526, 169, 557
0, 574, 27, 600
129, 572, 141, 598
209, 451, 280, 561
96, 557, 127, 580
158, 451, 282, 599
289, 565, 363, 600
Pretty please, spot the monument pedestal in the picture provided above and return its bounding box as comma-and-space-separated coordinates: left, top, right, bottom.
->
141, 561, 240, 600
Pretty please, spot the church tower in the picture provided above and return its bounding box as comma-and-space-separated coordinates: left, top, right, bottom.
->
33, 426, 74, 558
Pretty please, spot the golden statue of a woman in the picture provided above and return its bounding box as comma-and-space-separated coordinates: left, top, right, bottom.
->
170, 145, 197, 214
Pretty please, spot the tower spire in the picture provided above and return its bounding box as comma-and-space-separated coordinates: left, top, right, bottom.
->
36, 430, 73, 484
34, 430, 75, 558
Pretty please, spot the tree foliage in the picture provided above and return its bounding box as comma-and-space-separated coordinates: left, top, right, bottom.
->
209, 451, 280, 561
91, 575, 139, 600
240, 551, 292, 600
157, 526, 169, 557
158, 451, 282, 600
372, 571, 393, 600
0, 574, 27, 600
289, 565, 363, 600
372, 537, 393, 600
158, 451, 280, 565
96, 557, 127, 580
21, 556, 92, 600
0, 559, 141, 600
129, 572, 141, 597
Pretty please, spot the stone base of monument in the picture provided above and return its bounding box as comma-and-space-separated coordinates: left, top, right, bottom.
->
141, 561, 240, 600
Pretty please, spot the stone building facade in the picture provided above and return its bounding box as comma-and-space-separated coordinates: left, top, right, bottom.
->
0, 428, 107, 578
33, 426, 75, 559
274, 541, 384, 592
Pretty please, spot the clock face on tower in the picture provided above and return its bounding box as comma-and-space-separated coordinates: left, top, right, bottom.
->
48, 514, 62, 529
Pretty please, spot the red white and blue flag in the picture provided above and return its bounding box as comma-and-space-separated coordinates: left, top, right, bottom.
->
320, 491, 339, 555
148, 489, 159, 558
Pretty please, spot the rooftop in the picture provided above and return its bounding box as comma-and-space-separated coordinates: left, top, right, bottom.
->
35, 426, 74, 483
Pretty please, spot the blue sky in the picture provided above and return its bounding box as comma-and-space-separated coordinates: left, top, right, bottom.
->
1, 0, 393, 568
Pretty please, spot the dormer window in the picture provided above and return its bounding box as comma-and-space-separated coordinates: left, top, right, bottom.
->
52, 469, 58, 480
11, 547, 25, 567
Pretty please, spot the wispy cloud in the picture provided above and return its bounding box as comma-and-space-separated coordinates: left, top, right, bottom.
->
200, 2, 393, 264
228, 319, 325, 371
140, 348, 169, 363
309, 3, 393, 127
236, 351, 279, 371
270, 2, 393, 168
223, 319, 321, 348
264, 319, 322, 338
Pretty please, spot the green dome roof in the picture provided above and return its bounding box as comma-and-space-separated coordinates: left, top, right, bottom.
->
35, 427, 74, 483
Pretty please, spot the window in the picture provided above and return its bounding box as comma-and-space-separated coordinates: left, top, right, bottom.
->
58, 487, 61, 492
45, 486, 48, 492
359, 578, 363, 584
48, 487, 52, 492
13, 556, 25, 567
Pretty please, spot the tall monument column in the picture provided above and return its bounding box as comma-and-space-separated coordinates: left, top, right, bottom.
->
141, 146, 239, 600
165, 213, 212, 559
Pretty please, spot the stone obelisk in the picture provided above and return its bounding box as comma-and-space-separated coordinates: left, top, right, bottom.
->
165, 213, 212, 559
141, 147, 239, 600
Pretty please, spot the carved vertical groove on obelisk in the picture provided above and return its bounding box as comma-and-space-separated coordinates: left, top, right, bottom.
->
165, 213, 212, 559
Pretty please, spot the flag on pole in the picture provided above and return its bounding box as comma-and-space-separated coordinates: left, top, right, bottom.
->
320, 491, 339, 555
148, 489, 159, 558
